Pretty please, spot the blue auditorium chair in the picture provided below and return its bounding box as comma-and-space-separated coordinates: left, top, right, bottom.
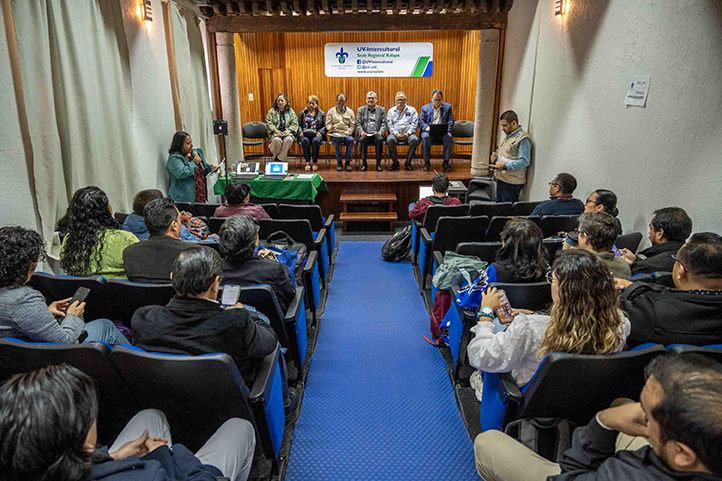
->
422, 215, 489, 293
278, 204, 335, 269
111, 344, 285, 475
412, 204, 468, 266
28, 272, 120, 324
615, 231, 643, 253
0, 339, 140, 445
668, 344, 722, 364
511, 201, 543, 217
106, 280, 175, 327
539, 214, 580, 238
484, 216, 541, 242
238, 284, 308, 371
467, 202, 513, 217
259, 218, 327, 290
479, 344, 665, 432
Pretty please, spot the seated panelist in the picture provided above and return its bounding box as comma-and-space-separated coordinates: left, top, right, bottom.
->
387, 91, 419, 171
297, 95, 326, 171
356, 91, 387, 172
326, 93, 356, 172
419, 89, 454, 172
266, 93, 298, 162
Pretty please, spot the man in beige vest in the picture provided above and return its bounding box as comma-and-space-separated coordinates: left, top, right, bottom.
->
489, 110, 532, 203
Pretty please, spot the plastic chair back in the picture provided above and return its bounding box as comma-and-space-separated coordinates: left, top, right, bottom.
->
452, 120, 474, 138
422, 204, 469, 233
468, 202, 513, 218
455, 242, 502, 264
209, 216, 227, 234
543, 239, 564, 263
539, 215, 580, 238
28, 273, 119, 323
485, 216, 513, 242
106, 280, 175, 328
0, 339, 139, 445
242, 121, 269, 140
668, 345, 722, 364
615, 232, 643, 253
259, 219, 314, 251
488, 281, 552, 312
512, 201, 543, 216
468, 179, 495, 201
279, 204, 324, 231
193, 203, 221, 219
260, 204, 280, 219
176, 202, 194, 215
432, 216, 490, 255
236, 285, 291, 355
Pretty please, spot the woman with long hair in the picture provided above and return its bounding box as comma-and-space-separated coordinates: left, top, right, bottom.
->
167, 131, 219, 203
60, 186, 139, 279
585, 188, 622, 234
488, 218, 550, 283
467, 249, 630, 387
297, 95, 326, 171
266, 93, 299, 162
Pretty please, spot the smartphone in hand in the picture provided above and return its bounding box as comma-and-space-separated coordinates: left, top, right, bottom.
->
221, 285, 241, 307
65, 287, 90, 315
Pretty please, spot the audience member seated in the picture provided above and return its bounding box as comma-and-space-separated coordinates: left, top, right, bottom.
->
408, 174, 462, 221
123, 189, 218, 243
486, 218, 549, 283
619, 207, 693, 276
616, 232, 722, 347
0, 364, 255, 481
123, 198, 194, 284
132, 246, 277, 385
0, 226, 128, 344
468, 250, 630, 389
531, 173, 585, 217
585, 188, 623, 234
474, 352, 722, 481
213, 182, 270, 220
219, 214, 296, 312
577, 212, 631, 278
60, 186, 139, 280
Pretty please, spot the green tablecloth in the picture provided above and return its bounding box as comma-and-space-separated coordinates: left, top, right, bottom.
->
213, 173, 328, 201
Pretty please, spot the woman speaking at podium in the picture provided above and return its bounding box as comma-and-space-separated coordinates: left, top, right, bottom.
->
166, 131, 218, 203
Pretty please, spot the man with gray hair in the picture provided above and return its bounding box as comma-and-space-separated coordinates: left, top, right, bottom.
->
387, 91, 419, 171
356, 91, 388, 171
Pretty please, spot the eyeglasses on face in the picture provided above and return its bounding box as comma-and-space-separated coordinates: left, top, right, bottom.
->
545, 270, 555, 284
549, 182, 560, 187
585, 198, 601, 205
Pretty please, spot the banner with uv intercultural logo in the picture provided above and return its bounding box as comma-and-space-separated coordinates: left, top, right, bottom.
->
324, 43, 433, 78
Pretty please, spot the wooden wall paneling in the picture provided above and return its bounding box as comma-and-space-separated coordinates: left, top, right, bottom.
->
234, 30, 481, 157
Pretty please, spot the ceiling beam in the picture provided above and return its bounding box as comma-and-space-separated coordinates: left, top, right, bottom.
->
208, 10, 506, 32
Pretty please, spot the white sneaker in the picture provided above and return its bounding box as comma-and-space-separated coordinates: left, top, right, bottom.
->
470, 370, 483, 402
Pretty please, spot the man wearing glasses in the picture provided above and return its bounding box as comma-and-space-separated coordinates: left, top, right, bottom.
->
530, 173, 585, 216
356, 91, 388, 172
387, 91, 419, 171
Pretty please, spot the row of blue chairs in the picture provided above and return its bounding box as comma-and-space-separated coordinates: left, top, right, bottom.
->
0, 338, 287, 475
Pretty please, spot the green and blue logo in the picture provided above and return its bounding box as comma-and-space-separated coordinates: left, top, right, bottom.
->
411, 56, 433, 77
335, 47, 349, 64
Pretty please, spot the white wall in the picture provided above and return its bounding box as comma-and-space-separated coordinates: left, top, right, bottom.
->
0, 7, 38, 229
501, 0, 722, 243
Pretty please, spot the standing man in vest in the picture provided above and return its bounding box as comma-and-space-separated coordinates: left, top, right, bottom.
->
489, 110, 532, 203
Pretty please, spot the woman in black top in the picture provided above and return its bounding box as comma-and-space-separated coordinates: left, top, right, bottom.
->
486, 218, 549, 283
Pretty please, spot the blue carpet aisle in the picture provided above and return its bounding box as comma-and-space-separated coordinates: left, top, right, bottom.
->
285, 241, 478, 480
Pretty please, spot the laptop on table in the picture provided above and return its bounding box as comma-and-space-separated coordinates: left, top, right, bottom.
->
263, 162, 290, 180
234, 162, 260, 180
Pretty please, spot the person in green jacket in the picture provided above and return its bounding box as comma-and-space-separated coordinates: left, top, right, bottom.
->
266, 94, 298, 162
166, 131, 218, 203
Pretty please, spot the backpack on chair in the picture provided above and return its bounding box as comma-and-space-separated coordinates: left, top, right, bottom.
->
381, 226, 412, 262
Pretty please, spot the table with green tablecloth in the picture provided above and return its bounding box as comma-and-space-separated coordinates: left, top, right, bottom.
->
213, 174, 328, 202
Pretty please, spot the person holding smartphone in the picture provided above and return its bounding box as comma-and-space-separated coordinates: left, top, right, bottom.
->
0, 226, 129, 345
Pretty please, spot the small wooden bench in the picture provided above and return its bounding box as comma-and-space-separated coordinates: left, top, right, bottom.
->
339, 193, 398, 231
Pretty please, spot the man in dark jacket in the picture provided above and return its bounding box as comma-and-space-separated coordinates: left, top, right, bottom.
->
619, 207, 693, 275
473, 352, 722, 481
616, 232, 722, 347
530, 173, 585, 217
123, 197, 195, 284
132, 245, 278, 385
0, 364, 255, 481
218, 214, 297, 312
408, 174, 462, 221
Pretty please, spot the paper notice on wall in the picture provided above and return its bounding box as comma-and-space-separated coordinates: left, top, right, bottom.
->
624, 76, 651, 107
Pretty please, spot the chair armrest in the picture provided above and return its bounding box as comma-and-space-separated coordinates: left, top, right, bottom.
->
433, 250, 444, 269
249, 344, 281, 404
313, 228, 327, 251
324, 214, 335, 229
420, 227, 433, 247
304, 250, 318, 274
497, 371, 523, 405
284, 286, 304, 325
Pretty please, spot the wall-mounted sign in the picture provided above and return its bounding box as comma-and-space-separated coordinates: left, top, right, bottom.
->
324, 43, 433, 78
624, 75, 651, 107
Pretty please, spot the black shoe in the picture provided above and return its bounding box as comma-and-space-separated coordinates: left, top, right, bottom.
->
336, 162, 343, 171
443, 162, 452, 172
390, 162, 400, 171
405, 162, 414, 171
424, 162, 431, 172
345, 162, 352, 172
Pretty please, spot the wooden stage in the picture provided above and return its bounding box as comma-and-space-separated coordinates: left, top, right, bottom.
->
306, 158, 472, 222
